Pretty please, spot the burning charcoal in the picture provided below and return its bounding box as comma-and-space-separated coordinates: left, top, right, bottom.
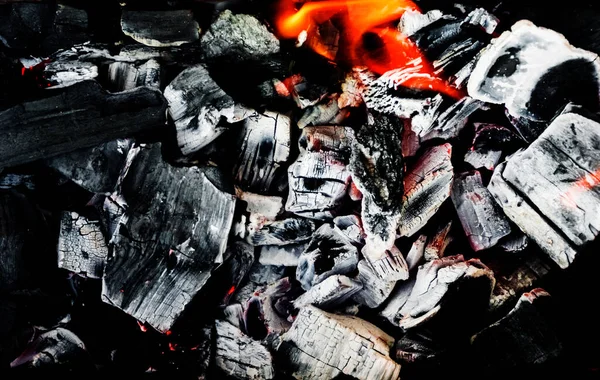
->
121, 10, 199, 47
42, 4, 89, 52
214, 320, 275, 380
300, 125, 355, 153
224, 303, 245, 330
471, 289, 562, 372
277, 305, 401, 380
0, 80, 166, 169
296, 224, 359, 290
349, 113, 405, 280
44, 57, 99, 88
406, 234, 427, 270
423, 221, 453, 261
398, 9, 444, 37
107, 59, 162, 91
214, 240, 256, 305
351, 260, 397, 308
379, 277, 416, 325
243, 277, 294, 339
488, 111, 600, 268
247, 217, 315, 246
464, 149, 502, 171
164, 64, 252, 156
232, 263, 286, 305
398, 255, 494, 330
293, 274, 362, 309
297, 95, 348, 129
10, 327, 92, 371
200, 10, 279, 61
233, 111, 291, 194
398, 143, 454, 238
259, 243, 306, 267
102, 144, 236, 332
468, 20, 600, 141
58, 211, 108, 279
0, 3, 53, 50
395, 331, 445, 365
45, 139, 132, 194
235, 189, 283, 220
451, 170, 512, 251
338, 70, 365, 108
333, 214, 364, 245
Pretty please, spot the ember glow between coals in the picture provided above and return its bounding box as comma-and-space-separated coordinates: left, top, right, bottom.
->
274, 0, 462, 98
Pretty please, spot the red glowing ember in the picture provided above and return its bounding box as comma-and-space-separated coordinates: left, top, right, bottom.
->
273, 0, 461, 98
226, 285, 236, 296
562, 169, 600, 207
137, 320, 148, 332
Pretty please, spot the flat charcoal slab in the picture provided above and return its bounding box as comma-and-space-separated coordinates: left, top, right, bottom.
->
121, 10, 200, 47
102, 144, 236, 332
277, 305, 401, 380
451, 170, 511, 251
0, 80, 166, 169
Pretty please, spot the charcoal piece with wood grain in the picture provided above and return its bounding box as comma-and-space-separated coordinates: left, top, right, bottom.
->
246, 217, 316, 246
107, 59, 162, 92
0, 80, 166, 169
292, 274, 362, 310
423, 220, 453, 261
101, 143, 236, 333
121, 10, 200, 47
351, 259, 398, 308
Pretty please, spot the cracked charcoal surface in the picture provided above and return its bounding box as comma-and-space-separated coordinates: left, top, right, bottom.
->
247, 217, 316, 246
293, 274, 363, 309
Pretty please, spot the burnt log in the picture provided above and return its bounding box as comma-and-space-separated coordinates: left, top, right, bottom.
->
0, 80, 166, 169
277, 305, 401, 380
102, 144, 236, 332
58, 211, 108, 279
451, 170, 512, 251
121, 10, 200, 47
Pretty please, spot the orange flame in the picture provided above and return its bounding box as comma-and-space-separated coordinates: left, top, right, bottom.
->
274, 0, 461, 98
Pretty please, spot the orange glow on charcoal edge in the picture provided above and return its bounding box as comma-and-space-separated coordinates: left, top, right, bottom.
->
273, 0, 462, 99
562, 169, 600, 207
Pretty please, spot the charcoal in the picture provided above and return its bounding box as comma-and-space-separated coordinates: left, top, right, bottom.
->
398, 9, 444, 37
293, 274, 362, 309
300, 125, 355, 154
296, 224, 359, 290
451, 170, 512, 251
0, 191, 33, 291
44, 59, 98, 88
232, 263, 286, 305
107, 59, 162, 91
468, 20, 600, 140
45, 139, 132, 194
398, 255, 494, 329
0, 80, 166, 169
414, 96, 484, 143
236, 189, 283, 220
398, 143, 454, 237
338, 70, 365, 108
259, 243, 306, 267
297, 95, 348, 128
233, 111, 291, 194
351, 260, 397, 308
224, 303, 245, 330
277, 305, 401, 380
471, 289, 562, 371
488, 111, 600, 268
214, 240, 256, 305
349, 112, 405, 280
10, 327, 92, 371
395, 331, 445, 365
463, 149, 502, 171
243, 277, 293, 339
200, 10, 279, 61
164, 64, 252, 156
333, 214, 364, 245
379, 277, 416, 325
246, 217, 315, 246
214, 320, 275, 380
0, 172, 34, 190
102, 144, 236, 332
499, 230, 529, 253
121, 10, 199, 47
58, 211, 108, 279
406, 234, 427, 270
0, 3, 53, 50
42, 4, 89, 52
423, 221, 453, 261
466, 123, 523, 170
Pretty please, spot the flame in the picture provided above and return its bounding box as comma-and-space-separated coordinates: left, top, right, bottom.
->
274, 0, 461, 97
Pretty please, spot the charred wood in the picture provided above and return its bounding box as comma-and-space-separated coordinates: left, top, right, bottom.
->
259, 244, 305, 267
235, 189, 283, 220
293, 274, 362, 309
121, 10, 200, 47
351, 260, 397, 308
246, 217, 315, 246
423, 221, 453, 261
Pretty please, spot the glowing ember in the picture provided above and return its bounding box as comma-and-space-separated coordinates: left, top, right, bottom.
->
165, 330, 172, 336
273, 0, 461, 97
226, 285, 236, 296
137, 320, 148, 332
168, 342, 177, 351
562, 169, 600, 207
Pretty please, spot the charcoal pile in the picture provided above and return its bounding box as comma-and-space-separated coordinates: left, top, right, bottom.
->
2, 0, 600, 379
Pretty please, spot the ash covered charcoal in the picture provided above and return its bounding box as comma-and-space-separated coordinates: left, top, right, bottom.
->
468, 20, 600, 141
423, 220, 453, 261
379, 277, 416, 325
121, 10, 200, 47
107, 59, 162, 91
398, 255, 494, 330
286, 126, 354, 219
246, 217, 315, 246
406, 234, 427, 270
164, 64, 252, 156
45, 139, 132, 194
398, 143, 454, 238
297, 95, 349, 128
259, 243, 305, 267
10, 327, 93, 372
58, 211, 108, 279
231, 263, 286, 305
235, 189, 283, 220
470, 289, 562, 372
102, 144, 236, 332
488, 111, 600, 268
464, 123, 523, 171
43, 59, 98, 88
451, 170, 511, 251
242, 277, 294, 340
277, 305, 401, 380
333, 214, 364, 244
200, 10, 279, 62
0, 80, 166, 169
233, 111, 291, 194
293, 274, 362, 309
214, 320, 275, 380
351, 259, 397, 308
349, 112, 405, 280
296, 223, 359, 290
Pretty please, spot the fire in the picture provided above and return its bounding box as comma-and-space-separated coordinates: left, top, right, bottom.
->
273, 0, 461, 97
